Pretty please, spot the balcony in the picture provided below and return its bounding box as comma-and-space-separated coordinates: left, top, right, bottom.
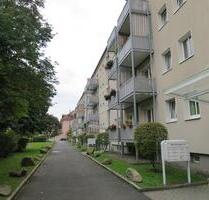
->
108, 59, 117, 80
87, 122, 99, 133
118, 35, 150, 67
108, 94, 119, 110
117, 0, 149, 31
76, 111, 84, 119
109, 128, 134, 142
86, 95, 99, 107
109, 130, 119, 142
85, 78, 98, 91
120, 127, 134, 142
86, 113, 99, 122
120, 76, 154, 103
107, 27, 117, 52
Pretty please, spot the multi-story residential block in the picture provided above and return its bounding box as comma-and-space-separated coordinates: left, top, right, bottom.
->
71, 0, 209, 172
60, 113, 74, 135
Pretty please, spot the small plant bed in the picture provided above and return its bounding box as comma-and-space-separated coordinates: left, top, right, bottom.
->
0, 142, 52, 200
93, 153, 206, 189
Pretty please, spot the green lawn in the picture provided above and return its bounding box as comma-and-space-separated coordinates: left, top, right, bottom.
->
95, 153, 206, 188
0, 142, 52, 200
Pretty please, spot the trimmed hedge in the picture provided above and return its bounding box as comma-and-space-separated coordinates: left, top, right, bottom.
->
33, 135, 47, 142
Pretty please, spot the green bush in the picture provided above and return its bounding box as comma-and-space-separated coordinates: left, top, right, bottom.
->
96, 132, 109, 151
0, 129, 18, 157
135, 122, 168, 169
33, 135, 47, 142
17, 137, 29, 152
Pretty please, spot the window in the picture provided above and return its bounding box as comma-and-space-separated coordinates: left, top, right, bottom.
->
179, 32, 194, 62
177, 0, 184, 7
162, 49, 172, 72
166, 98, 177, 122
173, 0, 186, 13
159, 5, 168, 28
161, 9, 167, 25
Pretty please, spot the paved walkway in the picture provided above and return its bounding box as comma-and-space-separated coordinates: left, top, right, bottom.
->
16, 141, 149, 200
145, 185, 209, 200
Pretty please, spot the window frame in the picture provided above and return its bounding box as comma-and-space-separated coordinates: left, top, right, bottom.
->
179, 32, 194, 63
158, 5, 168, 30
173, 0, 187, 14
166, 98, 177, 123
185, 100, 201, 120
162, 48, 172, 74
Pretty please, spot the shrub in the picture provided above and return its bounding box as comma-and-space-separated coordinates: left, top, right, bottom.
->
33, 135, 47, 142
0, 129, 18, 157
17, 137, 29, 152
135, 122, 168, 170
96, 132, 109, 151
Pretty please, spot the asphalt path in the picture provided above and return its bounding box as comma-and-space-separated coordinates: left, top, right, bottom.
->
16, 141, 150, 200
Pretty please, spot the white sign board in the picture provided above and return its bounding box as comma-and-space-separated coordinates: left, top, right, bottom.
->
87, 138, 96, 147
161, 140, 191, 185
161, 140, 190, 162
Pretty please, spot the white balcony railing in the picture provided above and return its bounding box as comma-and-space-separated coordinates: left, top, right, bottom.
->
118, 36, 150, 65
120, 76, 153, 101
117, 0, 149, 30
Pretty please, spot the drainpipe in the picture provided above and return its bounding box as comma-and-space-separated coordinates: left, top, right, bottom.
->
129, 6, 138, 161
115, 27, 123, 155
147, 0, 156, 122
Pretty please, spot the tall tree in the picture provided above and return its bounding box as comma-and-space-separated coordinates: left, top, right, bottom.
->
0, 0, 57, 133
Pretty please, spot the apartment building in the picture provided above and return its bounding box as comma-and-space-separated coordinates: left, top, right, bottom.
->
71, 0, 209, 172
60, 113, 74, 135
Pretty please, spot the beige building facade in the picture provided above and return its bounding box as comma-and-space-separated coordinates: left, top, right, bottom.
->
71, 0, 209, 172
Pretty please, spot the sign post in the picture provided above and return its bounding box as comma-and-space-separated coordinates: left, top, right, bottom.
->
161, 140, 191, 185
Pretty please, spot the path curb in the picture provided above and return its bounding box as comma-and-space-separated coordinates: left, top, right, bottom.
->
83, 153, 208, 192
7, 142, 55, 200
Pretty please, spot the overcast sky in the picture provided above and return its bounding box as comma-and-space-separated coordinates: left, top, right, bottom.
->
42, 0, 125, 120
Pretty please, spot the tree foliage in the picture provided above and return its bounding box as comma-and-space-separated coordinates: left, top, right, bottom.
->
0, 0, 58, 134
135, 122, 168, 169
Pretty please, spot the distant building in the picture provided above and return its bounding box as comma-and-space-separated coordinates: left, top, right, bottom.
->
60, 113, 74, 135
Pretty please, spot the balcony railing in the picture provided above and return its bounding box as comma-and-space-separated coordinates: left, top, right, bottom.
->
117, 0, 149, 30
109, 128, 134, 142
86, 78, 98, 91
118, 36, 150, 65
108, 59, 117, 80
86, 113, 99, 122
107, 27, 117, 52
120, 76, 153, 101
86, 95, 99, 107
120, 128, 134, 142
108, 95, 118, 110
109, 130, 119, 142
76, 111, 84, 119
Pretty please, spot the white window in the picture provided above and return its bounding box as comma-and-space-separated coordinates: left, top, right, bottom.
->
162, 49, 172, 72
177, 0, 184, 7
166, 98, 177, 122
173, 0, 186, 13
185, 100, 200, 120
179, 32, 194, 62
158, 5, 168, 29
